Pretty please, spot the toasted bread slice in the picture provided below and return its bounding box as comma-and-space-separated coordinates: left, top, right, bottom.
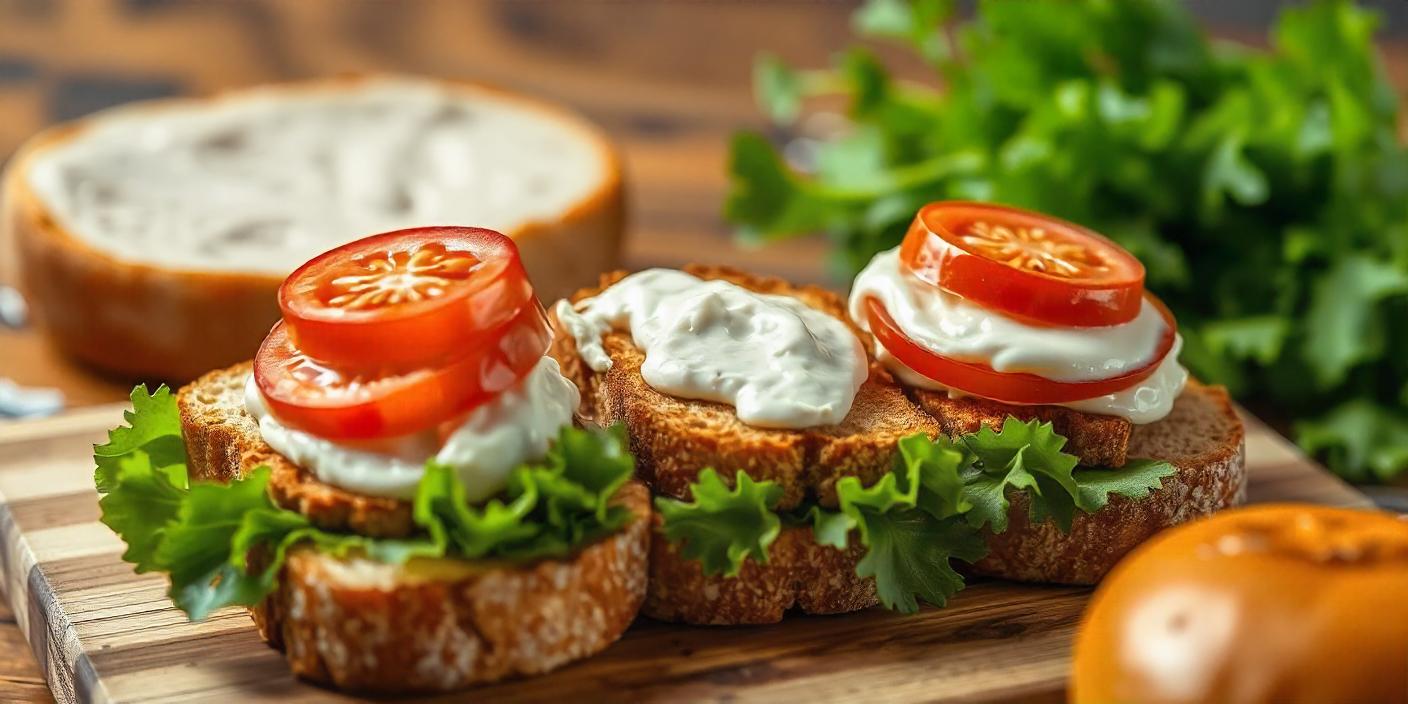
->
969, 380, 1246, 585
911, 390, 1130, 467
550, 265, 929, 623
179, 362, 416, 537
550, 265, 942, 510
177, 368, 650, 691
252, 483, 649, 692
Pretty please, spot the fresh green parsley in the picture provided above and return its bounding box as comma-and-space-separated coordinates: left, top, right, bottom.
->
726, 0, 1408, 481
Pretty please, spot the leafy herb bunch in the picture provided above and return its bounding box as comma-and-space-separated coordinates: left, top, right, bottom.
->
726, 0, 1408, 482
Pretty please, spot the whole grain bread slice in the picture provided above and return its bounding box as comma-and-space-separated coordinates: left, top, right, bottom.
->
252, 483, 649, 693
643, 518, 877, 625
178, 362, 416, 537
967, 380, 1246, 585
177, 368, 651, 691
550, 265, 941, 510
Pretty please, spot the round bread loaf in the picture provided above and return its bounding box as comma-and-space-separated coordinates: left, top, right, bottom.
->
1, 75, 623, 381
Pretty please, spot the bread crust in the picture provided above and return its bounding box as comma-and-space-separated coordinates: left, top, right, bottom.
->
2, 74, 624, 382
551, 265, 942, 511
967, 382, 1247, 585
178, 362, 416, 537
644, 517, 877, 625
253, 482, 650, 692
911, 389, 1131, 467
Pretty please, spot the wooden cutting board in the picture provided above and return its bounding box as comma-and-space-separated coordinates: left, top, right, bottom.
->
0, 404, 1371, 704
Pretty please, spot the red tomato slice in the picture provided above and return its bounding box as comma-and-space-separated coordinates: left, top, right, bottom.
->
279, 226, 535, 370
254, 301, 551, 440
863, 296, 1175, 405
900, 202, 1146, 328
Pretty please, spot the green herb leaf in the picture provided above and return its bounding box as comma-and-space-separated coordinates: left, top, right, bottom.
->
1303, 255, 1408, 388
157, 467, 287, 620
96, 450, 186, 572
93, 385, 186, 493
962, 418, 1081, 532
654, 469, 784, 577
1297, 400, 1408, 483
1071, 459, 1178, 513
754, 54, 804, 124
1201, 316, 1291, 366
725, 0, 1408, 481
803, 506, 856, 550
851, 507, 985, 614
832, 432, 983, 611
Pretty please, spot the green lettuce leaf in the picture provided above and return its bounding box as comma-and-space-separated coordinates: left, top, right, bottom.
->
660, 417, 1179, 614
961, 418, 1080, 532
654, 469, 784, 577
95, 388, 637, 620
959, 418, 1176, 533
1297, 400, 1408, 482
96, 448, 185, 573
93, 385, 186, 494
829, 432, 984, 613
851, 507, 985, 613
1072, 460, 1178, 513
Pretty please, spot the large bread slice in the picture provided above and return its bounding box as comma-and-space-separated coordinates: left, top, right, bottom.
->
177, 367, 650, 691
966, 381, 1246, 585
3, 74, 623, 382
551, 265, 942, 511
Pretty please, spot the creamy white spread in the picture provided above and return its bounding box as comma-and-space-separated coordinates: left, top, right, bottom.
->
244, 356, 580, 501
850, 246, 1187, 423
555, 269, 868, 429
26, 78, 604, 273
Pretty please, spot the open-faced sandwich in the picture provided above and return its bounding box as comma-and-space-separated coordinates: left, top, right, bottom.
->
550, 201, 1244, 624
849, 201, 1247, 584
94, 227, 647, 693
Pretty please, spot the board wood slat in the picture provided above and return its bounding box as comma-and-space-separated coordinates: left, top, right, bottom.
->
0, 403, 1370, 703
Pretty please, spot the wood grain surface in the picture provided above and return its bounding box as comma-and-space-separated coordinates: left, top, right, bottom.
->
0, 402, 1373, 704
0, 1, 1401, 702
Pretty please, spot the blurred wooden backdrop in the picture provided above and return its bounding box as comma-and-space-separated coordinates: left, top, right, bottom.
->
0, 1, 1404, 701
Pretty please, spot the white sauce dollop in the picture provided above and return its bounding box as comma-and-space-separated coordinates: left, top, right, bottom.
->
879, 337, 1188, 425
555, 269, 868, 429
26, 77, 604, 273
849, 246, 1187, 423
244, 356, 580, 501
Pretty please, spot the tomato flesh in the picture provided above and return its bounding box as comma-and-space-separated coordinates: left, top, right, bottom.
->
279, 227, 534, 370
254, 301, 550, 440
900, 202, 1146, 328
864, 297, 1175, 405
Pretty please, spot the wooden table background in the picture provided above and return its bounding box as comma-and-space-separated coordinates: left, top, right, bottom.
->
0, 2, 1404, 702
